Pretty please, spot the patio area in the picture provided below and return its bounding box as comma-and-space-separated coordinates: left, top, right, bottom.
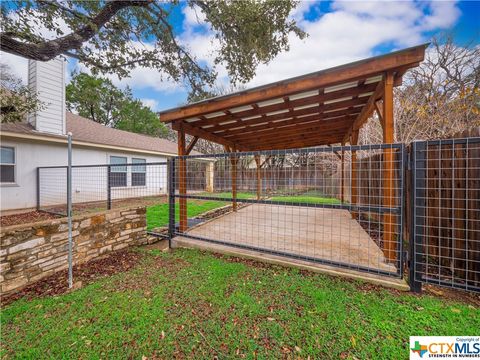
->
161, 44, 427, 285
173, 203, 408, 288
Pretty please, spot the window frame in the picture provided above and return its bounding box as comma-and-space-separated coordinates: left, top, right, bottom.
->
1, 146, 16, 185
131, 157, 147, 187
109, 156, 128, 188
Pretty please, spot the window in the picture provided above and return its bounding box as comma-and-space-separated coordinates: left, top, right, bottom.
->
131, 158, 146, 186
110, 156, 127, 187
1, 146, 15, 183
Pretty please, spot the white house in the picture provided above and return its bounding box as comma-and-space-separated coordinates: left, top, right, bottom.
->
0, 58, 207, 213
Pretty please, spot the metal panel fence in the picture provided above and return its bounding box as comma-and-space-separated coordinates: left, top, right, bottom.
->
410, 137, 480, 292
33, 136, 480, 294
38, 162, 168, 216
171, 144, 405, 278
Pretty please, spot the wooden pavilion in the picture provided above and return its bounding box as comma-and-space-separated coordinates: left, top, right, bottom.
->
159, 44, 427, 263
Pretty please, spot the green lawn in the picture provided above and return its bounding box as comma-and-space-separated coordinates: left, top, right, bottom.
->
146, 200, 227, 230
1, 248, 476, 359
146, 191, 341, 230
270, 195, 342, 205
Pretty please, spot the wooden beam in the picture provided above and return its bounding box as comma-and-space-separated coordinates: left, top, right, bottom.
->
245, 136, 344, 151
185, 136, 198, 155
254, 155, 261, 200
374, 100, 383, 125
221, 112, 355, 139
382, 72, 396, 263
177, 125, 187, 232
341, 141, 345, 203
159, 44, 427, 122
237, 128, 349, 148
243, 131, 345, 150
172, 120, 237, 149
350, 130, 359, 219
191, 83, 377, 128
226, 117, 354, 143
343, 81, 384, 143
230, 147, 238, 211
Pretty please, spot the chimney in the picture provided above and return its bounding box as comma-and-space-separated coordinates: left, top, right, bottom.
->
28, 58, 66, 135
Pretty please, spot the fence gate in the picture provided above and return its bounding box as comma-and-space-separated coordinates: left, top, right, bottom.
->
410, 138, 480, 293
170, 144, 405, 279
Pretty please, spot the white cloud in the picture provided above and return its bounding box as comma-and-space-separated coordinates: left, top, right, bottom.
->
245, 0, 461, 87
0, 52, 29, 84
182, 5, 207, 28
141, 98, 160, 111
421, 1, 461, 31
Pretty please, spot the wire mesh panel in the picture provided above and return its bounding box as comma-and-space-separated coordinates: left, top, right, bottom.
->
172, 144, 405, 278
412, 138, 480, 292
38, 162, 168, 217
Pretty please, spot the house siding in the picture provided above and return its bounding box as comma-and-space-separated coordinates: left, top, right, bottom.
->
0, 137, 168, 212
28, 58, 66, 135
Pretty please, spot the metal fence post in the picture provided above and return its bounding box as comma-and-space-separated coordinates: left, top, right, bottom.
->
168, 158, 176, 248
398, 143, 406, 277
36, 167, 40, 211
67, 132, 73, 289
409, 141, 423, 293
107, 165, 112, 210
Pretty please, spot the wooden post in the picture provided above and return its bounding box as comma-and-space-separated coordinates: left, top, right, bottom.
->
350, 130, 359, 218
206, 161, 214, 192
382, 72, 396, 262
178, 125, 187, 232
341, 141, 345, 203
254, 155, 261, 200
229, 146, 238, 211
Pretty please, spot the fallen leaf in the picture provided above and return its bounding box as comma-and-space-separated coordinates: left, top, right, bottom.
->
295, 346, 301, 352
351, 336, 356, 347
451, 308, 461, 313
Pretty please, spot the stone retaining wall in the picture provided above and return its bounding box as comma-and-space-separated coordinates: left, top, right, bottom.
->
0, 207, 156, 295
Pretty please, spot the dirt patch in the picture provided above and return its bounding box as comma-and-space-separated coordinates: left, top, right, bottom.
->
423, 284, 480, 307
1, 249, 143, 307
0, 211, 62, 227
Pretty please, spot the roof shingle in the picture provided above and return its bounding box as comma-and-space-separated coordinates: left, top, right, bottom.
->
0, 112, 199, 156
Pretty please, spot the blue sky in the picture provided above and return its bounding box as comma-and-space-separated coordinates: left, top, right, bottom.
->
2, 1, 479, 113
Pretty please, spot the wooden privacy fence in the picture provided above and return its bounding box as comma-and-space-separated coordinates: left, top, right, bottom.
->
412, 130, 480, 288
215, 166, 341, 196
335, 131, 480, 287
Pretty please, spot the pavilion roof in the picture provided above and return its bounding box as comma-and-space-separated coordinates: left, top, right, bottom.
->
159, 44, 427, 151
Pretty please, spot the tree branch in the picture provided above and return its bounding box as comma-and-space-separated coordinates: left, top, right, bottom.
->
0, 0, 152, 61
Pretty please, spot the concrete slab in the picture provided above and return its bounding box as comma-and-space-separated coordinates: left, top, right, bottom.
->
182, 204, 396, 273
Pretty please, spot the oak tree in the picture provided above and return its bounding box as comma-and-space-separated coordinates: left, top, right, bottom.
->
66, 72, 168, 137
1, 0, 306, 97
